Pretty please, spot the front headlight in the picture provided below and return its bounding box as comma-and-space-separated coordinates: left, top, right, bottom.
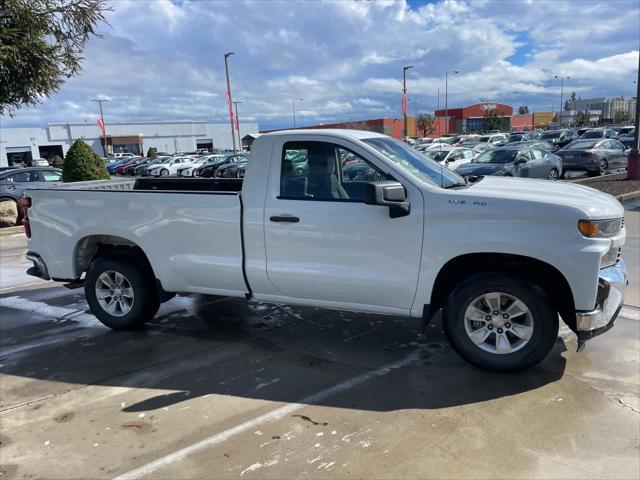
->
578, 218, 623, 238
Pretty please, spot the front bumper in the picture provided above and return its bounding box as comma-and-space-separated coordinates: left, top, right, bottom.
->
575, 259, 627, 344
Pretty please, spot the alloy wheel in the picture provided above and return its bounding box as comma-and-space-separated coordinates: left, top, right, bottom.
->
599, 160, 608, 176
463, 292, 534, 354
548, 169, 559, 180
95, 270, 134, 317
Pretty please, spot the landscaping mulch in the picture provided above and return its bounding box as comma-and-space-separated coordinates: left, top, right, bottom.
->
584, 178, 640, 197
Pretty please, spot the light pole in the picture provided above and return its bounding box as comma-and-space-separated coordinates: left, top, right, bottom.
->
554, 75, 570, 126
232, 101, 242, 149
92, 98, 108, 157
445, 70, 459, 135
403, 65, 414, 139
224, 52, 237, 152
292, 98, 303, 128
627, 62, 640, 180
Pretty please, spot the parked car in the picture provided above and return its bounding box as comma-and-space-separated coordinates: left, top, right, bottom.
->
576, 127, 591, 137
556, 139, 628, 176
0, 167, 62, 225
617, 134, 636, 149
617, 126, 635, 137
23, 129, 627, 372
112, 153, 136, 159
462, 142, 496, 155
502, 132, 538, 144
214, 156, 249, 178
114, 157, 142, 175
177, 155, 226, 177
30, 158, 50, 167
508, 140, 557, 153
580, 128, 619, 140
539, 129, 577, 149
148, 156, 198, 176
475, 133, 508, 144
122, 158, 152, 176
198, 154, 248, 178
106, 157, 135, 174
422, 147, 476, 171
455, 145, 563, 180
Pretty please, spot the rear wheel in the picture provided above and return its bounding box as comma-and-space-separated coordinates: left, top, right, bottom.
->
85, 254, 160, 330
160, 168, 169, 176
547, 168, 559, 180
443, 272, 558, 371
598, 159, 608, 176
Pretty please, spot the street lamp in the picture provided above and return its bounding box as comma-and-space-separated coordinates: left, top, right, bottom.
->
554, 75, 570, 126
403, 66, 414, 138
292, 98, 303, 128
445, 70, 459, 135
92, 98, 108, 157
224, 52, 237, 152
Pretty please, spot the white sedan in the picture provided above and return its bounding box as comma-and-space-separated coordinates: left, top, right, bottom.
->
149, 156, 198, 176
177, 154, 226, 177
423, 147, 476, 171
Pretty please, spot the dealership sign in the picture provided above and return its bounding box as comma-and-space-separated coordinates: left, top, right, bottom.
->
481, 104, 497, 111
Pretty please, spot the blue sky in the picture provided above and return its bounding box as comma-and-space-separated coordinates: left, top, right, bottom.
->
2, 0, 638, 131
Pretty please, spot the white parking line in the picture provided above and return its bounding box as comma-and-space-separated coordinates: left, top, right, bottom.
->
621, 307, 640, 321
113, 350, 420, 480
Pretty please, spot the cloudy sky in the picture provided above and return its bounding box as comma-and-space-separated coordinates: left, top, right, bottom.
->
3, 0, 639, 131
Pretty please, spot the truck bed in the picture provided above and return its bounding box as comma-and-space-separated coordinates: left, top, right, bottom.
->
47, 177, 243, 193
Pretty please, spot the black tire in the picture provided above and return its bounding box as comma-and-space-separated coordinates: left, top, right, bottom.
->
85, 253, 160, 330
443, 272, 558, 371
160, 168, 169, 177
547, 168, 559, 180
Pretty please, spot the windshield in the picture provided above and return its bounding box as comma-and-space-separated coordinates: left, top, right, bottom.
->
424, 150, 449, 162
477, 136, 490, 142
540, 131, 562, 139
473, 149, 519, 164
507, 134, 523, 142
581, 130, 603, 139
563, 140, 598, 150
362, 137, 464, 188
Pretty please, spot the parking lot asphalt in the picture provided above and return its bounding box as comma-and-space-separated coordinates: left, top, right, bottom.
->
0, 204, 639, 479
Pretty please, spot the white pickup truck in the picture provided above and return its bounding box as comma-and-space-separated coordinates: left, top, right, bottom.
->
22, 130, 627, 371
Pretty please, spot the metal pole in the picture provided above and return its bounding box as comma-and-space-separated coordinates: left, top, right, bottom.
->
402, 66, 413, 139
627, 60, 640, 180
232, 101, 242, 150
445, 72, 448, 135
92, 98, 108, 157
437, 88, 440, 136
292, 99, 296, 129
224, 52, 237, 153
560, 77, 564, 126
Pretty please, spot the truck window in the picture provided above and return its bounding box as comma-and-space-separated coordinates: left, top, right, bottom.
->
280, 141, 383, 202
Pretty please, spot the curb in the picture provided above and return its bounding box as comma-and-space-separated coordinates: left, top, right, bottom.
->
0, 226, 25, 237
616, 190, 640, 202
567, 172, 627, 184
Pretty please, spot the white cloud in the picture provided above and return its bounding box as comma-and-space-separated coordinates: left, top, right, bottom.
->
2, 0, 638, 130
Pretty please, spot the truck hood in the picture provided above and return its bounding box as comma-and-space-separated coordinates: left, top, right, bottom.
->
463, 176, 623, 219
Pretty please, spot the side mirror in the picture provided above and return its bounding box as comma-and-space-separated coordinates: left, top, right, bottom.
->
364, 181, 410, 218
514, 156, 528, 165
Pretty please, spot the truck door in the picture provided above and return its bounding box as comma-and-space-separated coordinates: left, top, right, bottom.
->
263, 139, 423, 311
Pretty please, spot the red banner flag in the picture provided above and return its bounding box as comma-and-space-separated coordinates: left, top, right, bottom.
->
401, 92, 407, 117
225, 91, 235, 126
97, 118, 105, 136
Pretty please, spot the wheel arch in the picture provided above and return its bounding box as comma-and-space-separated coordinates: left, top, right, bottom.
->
73, 234, 155, 280
428, 252, 576, 331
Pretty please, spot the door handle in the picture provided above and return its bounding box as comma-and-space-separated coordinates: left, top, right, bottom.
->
270, 215, 300, 223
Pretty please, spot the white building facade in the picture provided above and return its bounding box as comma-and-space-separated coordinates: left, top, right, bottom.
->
0, 120, 258, 167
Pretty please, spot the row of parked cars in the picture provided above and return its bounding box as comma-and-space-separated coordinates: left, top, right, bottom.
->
107, 153, 249, 179
412, 126, 635, 180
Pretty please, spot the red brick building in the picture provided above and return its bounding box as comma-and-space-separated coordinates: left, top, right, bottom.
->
435, 102, 513, 134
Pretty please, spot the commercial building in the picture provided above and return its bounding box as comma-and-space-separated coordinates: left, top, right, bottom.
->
561, 96, 637, 126
263, 117, 419, 139
434, 102, 513, 134
0, 120, 258, 167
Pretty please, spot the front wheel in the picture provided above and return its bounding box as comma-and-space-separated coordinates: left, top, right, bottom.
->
547, 168, 559, 180
85, 254, 160, 330
160, 168, 170, 176
443, 272, 558, 371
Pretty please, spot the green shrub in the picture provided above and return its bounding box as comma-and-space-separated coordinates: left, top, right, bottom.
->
62, 139, 110, 182
52, 154, 64, 169
146, 147, 157, 158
